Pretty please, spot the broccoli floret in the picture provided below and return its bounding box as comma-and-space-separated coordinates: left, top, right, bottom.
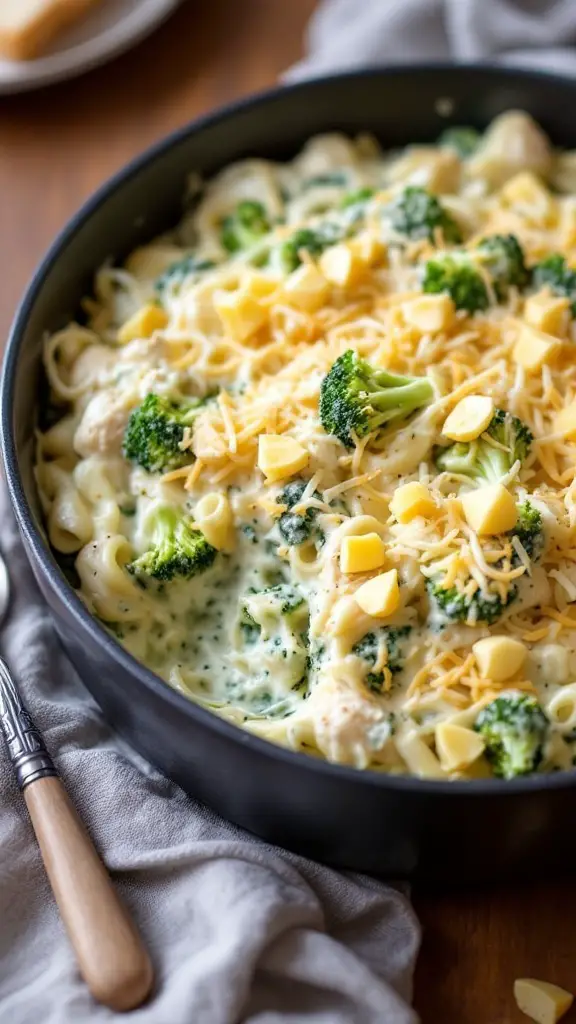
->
434, 409, 533, 484
352, 626, 412, 693
476, 234, 529, 300
531, 253, 576, 314
437, 126, 481, 159
127, 506, 217, 582
268, 584, 305, 617
123, 393, 207, 473
220, 201, 271, 254
277, 479, 324, 547
240, 584, 306, 626
340, 187, 375, 209
238, 606, 261, 645
319, 349, 434, 449
276, 223, 345, 273
510, 500, 544, 563
426, 576, 516, 626
155, 256, 215, 294
422, 251, 489, 312
237, 584, 309, 690
474, 692, 549, 779
389, 186, 462, 244
278, 480, 309, 508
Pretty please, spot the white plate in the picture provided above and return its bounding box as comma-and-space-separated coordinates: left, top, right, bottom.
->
0, 0, 183, 94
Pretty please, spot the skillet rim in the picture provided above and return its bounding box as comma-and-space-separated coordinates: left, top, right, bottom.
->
4, 62, 576, 798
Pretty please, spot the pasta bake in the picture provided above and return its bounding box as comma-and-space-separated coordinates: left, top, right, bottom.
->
36, 111, 576, 779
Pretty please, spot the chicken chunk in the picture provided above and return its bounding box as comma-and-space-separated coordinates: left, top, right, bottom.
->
68, 344, 116, 391
468, 111, 552, 190
308, 675, 395, 768
73, 391, 133, 458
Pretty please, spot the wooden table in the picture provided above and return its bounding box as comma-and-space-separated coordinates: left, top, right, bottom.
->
1, 3, 575, 1021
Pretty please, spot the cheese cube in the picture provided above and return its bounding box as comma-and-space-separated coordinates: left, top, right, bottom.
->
257, 435, 308, 483
283, 263, 330, 312
354, 569, 400, 618
473, 636, 527, 681
214, 289, 267, 342
340, 533, 387, 574
524, 292, 570, 339
554, 400, 576, 441
513, 323, 562, 372
402, 294, 455, 334
390, 482, 436, 524
461, 483, 518, 535
442, 395, 494, 442
514, 979, 573, 1024
395, 728, 445, 779
349, 231, 386, 267
319, 243, 363, 288
561, 204, 576, 249
243, 271, 278, 301
435, 722, 485, 772
118, 304, 168, 344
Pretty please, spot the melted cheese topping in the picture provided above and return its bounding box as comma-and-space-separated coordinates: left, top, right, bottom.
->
36, 112, 576, 777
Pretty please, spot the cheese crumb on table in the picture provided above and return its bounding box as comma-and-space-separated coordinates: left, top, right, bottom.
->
514, 978, 573, 1024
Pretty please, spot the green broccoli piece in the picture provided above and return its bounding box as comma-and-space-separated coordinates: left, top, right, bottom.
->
240, 584, 306, 627
340, 187, 375, 209
427, 576, 517, 626
437, 126, 481, 159
127, 506, 217, 582
319, 349, 434, 449
531, 253, 576, 314
389, 186, 462, 244
422, 251, 489, 312
238, 606, 261, 645
474, 692, 549, 779
155, 256, 215, 294
123, 393, 207, 473
220, 201, 271, 254
237, 584, 309, 689
352, 626, 412, 693
276, 223, 345, 273
434, 409, 533, 484
510, 501, 544, 563
476, 234, 529, 300
268, 584, 306, 617
277, 479, 324, 547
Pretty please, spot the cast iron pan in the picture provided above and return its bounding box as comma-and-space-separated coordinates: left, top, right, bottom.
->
3, 66, 576, 882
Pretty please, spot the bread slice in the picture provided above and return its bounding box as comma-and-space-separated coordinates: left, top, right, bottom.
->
0, 0, 101, 61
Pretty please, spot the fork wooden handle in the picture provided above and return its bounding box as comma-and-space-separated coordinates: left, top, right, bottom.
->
24, 776, 153, 1012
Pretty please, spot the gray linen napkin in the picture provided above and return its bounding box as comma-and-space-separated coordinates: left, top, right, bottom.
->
287, 0, 576, 81
0, 478, 419, 1024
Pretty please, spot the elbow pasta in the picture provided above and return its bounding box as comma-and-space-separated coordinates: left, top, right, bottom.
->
546, 684, 576, 734
48, 486, 93, 553
35, 110, 576, 777
194, 492, 234, 551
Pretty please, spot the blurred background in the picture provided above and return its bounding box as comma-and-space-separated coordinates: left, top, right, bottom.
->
0, 0, 316, 343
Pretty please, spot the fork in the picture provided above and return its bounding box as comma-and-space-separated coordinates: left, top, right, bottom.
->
0, 553, 154, 1011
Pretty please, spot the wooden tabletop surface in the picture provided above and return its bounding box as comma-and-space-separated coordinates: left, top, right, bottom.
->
2, 2, 576, 1021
